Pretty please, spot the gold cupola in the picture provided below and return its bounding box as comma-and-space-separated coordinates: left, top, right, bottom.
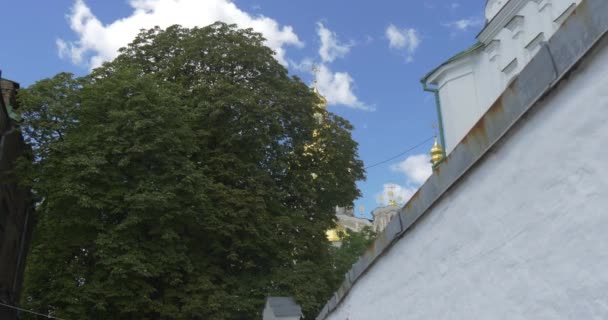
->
326, 225, 344, 242
326, 228, 340, 242
313, 84, 328, 109
430, 137, 445, 167
387, 190, 398, 207
303, 66, 329, 159
312, 66, 328, 110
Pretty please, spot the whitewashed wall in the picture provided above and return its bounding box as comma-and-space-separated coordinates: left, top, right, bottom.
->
327, 36, 608, 320
430, 0, 581, 153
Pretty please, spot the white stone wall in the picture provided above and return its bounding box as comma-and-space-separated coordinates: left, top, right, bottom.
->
327, 37, 608, 320
486, 0, 509, 20
430, 0, 581, 153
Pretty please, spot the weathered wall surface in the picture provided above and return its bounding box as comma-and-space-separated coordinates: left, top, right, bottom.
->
326, 32, 608, 320
0, 78, 33, 319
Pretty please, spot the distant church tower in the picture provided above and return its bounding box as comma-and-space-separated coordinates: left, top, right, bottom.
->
371, 186, 402, 233
305, 68, 373, 244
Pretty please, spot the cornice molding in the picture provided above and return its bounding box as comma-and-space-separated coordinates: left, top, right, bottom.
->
478, 0, 528, 44
426, 54, 476, 85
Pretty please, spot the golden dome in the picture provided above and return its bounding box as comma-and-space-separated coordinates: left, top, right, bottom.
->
313, 83, 328, 109
326, 228, 340, 242
430, 137, 445, 167
387, 190, 398, 206
312, 66, 328, 109
326, 225, 345, 242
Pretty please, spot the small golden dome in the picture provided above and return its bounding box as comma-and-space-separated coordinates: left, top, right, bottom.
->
326, 228, 340, 242
326, 225, 345, 242
313, 84, 328, 109
430, 137, 445, 167
387, 190, 398, 206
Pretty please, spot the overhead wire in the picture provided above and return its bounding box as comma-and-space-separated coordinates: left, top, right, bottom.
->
364, 136, 435, 170
0, 301, 68, 320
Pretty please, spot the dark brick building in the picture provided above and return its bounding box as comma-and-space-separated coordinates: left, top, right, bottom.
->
0, 76, 34, 319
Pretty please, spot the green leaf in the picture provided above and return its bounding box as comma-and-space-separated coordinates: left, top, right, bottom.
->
19, 22, 365, 320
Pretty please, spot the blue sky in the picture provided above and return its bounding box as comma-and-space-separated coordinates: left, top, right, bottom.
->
0, 0, 485, 219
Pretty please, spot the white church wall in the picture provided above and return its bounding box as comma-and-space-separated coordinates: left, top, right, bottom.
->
325, 34, 608, 320
435, 59, 480, 153
486, 0, 509, 21
431, 0, 582, 153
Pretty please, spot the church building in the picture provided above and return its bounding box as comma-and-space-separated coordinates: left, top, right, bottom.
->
423, 0, 582, 155
316, 0, 608, 318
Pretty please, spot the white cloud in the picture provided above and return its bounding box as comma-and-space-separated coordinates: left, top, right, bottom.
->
391, 154, 432, 185
286, 23, 369, 110
450, 2, 461, 9
58, 0, 303, 69
317, 22, 352, 63
374, 154, 432, 207
385, 24, 421, 62
376, 183, 418, 206
289, 57, 315, 73
315, 64, 372, 110
444, 17, 484, 32
289, 59, 369, 110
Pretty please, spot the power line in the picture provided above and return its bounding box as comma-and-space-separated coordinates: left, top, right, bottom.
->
364, 136, 435, 170
0, 301, 67, 320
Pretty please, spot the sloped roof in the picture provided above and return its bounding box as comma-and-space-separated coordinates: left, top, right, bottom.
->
267, 297, 302, 317
421, 42, 484, 84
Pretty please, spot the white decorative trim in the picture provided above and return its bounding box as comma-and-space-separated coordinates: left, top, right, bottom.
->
554, 3, 577, 25
532, 0, 552, 12
478, 0, 527, 44
486, 0, 508, 21
525, 32, 545, 51
484, 40, 501, 62
426, 54, 477, 85
505, 15, 524, 32
502, 58, 518, 74
505, 15, 525, 39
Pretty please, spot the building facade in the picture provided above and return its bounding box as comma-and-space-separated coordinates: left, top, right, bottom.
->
424, 0, 582, 154
0, 77, 34, 320
317, 0, 608, 318
326, 206, 372, 245
371, 206, 399, 234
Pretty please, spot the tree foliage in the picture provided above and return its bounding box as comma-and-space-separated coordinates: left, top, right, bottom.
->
18, 23, 364, 319
329, 227, 376, 281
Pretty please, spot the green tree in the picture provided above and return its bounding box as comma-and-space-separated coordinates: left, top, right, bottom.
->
329, 227, 376, 282
19, 23, 364, 319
